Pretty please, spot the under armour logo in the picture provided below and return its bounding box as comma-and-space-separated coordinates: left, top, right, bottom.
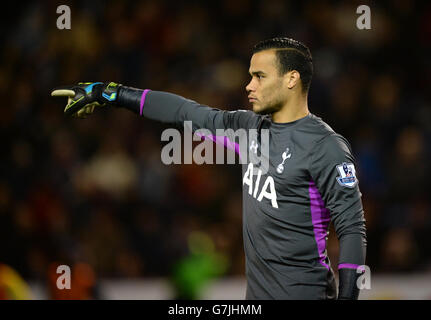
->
250, 140, 259, 154
276, 148, 292, 174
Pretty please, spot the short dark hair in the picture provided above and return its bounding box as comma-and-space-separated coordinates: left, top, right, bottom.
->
253, 37, 313, 93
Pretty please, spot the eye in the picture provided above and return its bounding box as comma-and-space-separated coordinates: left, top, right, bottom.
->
250, 73, 264, 80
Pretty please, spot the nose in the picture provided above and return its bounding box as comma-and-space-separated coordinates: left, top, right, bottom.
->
246, 78, 256, 94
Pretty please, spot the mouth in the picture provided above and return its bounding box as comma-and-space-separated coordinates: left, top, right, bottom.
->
248, 97, 258, 103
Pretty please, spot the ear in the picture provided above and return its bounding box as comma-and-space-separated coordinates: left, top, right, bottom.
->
284, 70, 301, 90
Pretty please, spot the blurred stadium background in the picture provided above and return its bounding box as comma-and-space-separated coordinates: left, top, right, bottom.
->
1, 0, 430, 299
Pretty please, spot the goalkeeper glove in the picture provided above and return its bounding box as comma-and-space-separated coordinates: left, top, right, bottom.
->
337, 268, 361, 300
51, 82, 121, 118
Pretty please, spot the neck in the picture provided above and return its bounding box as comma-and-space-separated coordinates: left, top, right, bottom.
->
271, 92, 309, 123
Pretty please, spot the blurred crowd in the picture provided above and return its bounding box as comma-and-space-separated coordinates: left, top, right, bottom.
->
1, 0, 431, 297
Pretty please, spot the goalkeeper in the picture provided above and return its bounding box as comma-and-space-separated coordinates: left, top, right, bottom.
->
52, 37, 367, 300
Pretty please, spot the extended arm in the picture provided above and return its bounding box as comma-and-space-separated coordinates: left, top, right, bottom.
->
51, 82, 259, 133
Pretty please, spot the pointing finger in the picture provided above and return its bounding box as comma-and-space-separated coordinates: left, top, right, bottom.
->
51, 89, 76, 97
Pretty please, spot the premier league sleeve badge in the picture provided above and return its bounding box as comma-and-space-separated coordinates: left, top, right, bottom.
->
336, 162, 358, 188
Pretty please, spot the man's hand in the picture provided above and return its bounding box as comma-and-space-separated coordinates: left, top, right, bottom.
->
51, 82, 121, 118
337, 268, 361, 300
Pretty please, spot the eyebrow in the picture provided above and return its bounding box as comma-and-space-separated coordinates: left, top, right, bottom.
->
249, 70, 266, 76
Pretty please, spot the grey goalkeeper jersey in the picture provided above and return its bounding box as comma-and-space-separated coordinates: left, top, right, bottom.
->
139, 90, 367, 300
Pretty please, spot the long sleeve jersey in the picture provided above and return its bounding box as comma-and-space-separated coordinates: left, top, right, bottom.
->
122, 89, 367, 299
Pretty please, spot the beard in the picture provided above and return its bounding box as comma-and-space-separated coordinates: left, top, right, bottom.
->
253, 100, 283, 115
